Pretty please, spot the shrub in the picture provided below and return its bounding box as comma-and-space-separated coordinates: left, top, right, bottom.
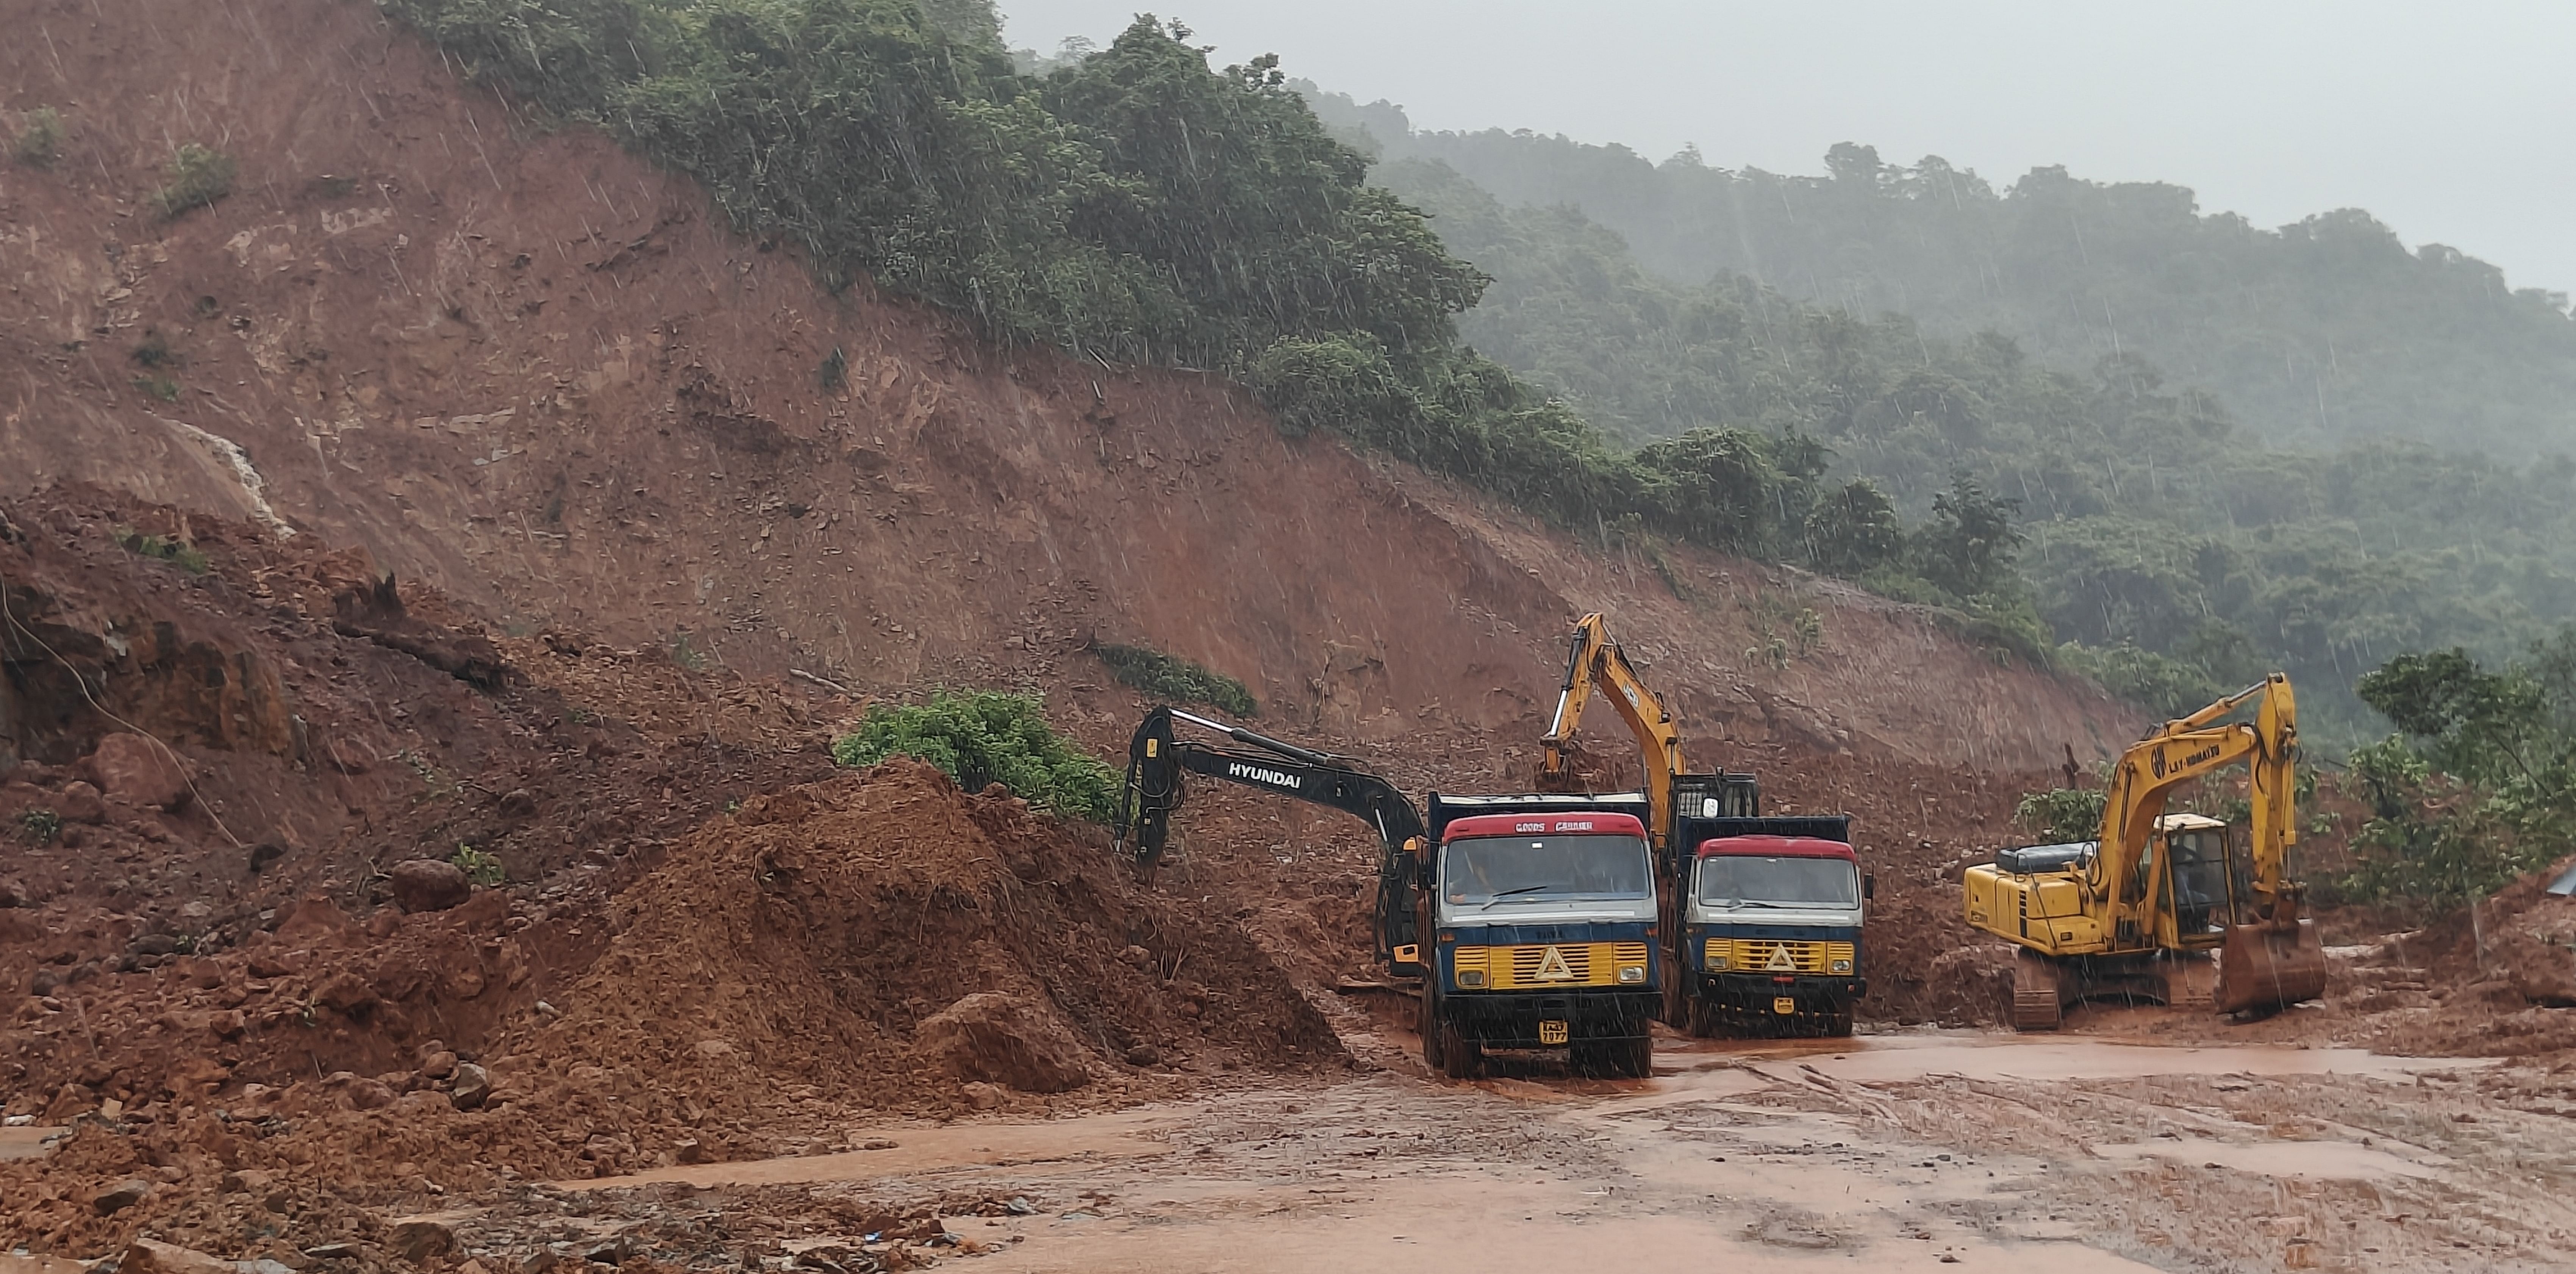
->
12, 107, 63, 167
116, 528, 208, 574
2058, 642, 2229, 718
153, 144, 236, 218
831, 690, 1116, 822
131, 374, 181, 403
2014, 787, 2106, 843
1092, 642, 1257, 717
450, 844, 507, 886
18, 809, 62, 846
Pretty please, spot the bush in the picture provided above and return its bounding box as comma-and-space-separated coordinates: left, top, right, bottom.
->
450, 844, 507, 886
1093, 642, 1257, 717
2058, 642, 2229, 718
116, 528, 208, 574
832, 690, 1116, 822
2014, 787, 2106, 843
18, 809, 61, 846
12, 106, 63, 167
153, 143, 236, 218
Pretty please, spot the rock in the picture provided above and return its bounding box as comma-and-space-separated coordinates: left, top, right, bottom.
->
0, 878, 25, 908
345, 1078, 396, 1111
130, 932, 180, 957
421, 1049, 458, 1080
391, 1089, 450, 1119
388, 859, 472, 913
92, 1178, 153, 1214
88, 734, 190, 811
311, 971, 378, 1016
1123, 1044, 1161, 1068
960, 1081, 1005, 1111
674, 1138, 708, 1164
219, 1169, 280, 1194
911, 992, 1094, 1094
121, 1240, 236, 1274
55, 781, 107, 825
449, 1062, 492, 1109
390, 1218, 456, 1262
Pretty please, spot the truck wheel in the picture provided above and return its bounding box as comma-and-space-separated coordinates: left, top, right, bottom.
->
1819, 1008, 1854, 1038
1438, 1020, 1480, 1080
1682, 994, 1718, 1039
1612, 1033, 1654, 1078
1420, 1002, 1446, 1072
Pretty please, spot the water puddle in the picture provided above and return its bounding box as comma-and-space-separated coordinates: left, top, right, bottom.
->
0, 1126, 66, 1161
1663, 1032, 2484, 1085
2093, 1136, 2440, 1179
557, 1109, 1176, 1191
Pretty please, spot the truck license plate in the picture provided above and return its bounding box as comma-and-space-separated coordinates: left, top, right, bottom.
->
1537, 1020, 1569, 1045
1772, 997, 1797, 1015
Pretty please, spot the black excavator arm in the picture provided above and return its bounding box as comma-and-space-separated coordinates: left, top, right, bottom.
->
1115, 706, 1429, 973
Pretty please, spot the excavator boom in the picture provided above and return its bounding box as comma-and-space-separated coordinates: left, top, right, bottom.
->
1540, 613, 1687, 846
1116, 706, 1429, 972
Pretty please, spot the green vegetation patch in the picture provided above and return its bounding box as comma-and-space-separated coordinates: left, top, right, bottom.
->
451, 844, 508, 886
1093, 642, 1257, 717
12, 106, 63, 167
116, 528, 208, 574
18, 809, 62, 846
2331, 631, 2576, 906
832, 690, 1116, 822
153, 143, 236, 218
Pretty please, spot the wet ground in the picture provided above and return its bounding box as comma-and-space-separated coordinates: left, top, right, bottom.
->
499, 1025, 2571, 1274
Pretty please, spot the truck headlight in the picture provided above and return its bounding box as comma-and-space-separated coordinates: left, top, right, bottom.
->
1456, 968, 1486, 989
1616, 964, 1647, 984
1830, 958, 1853, 973
1710, 956, 1729, 970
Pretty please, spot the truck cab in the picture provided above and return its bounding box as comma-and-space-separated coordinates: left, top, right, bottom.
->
1416, 792, 1661, 1078
1665, 808, 1866, 1037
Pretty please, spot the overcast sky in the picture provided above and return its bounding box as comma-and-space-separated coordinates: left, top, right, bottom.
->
1000, 1, 2576, 297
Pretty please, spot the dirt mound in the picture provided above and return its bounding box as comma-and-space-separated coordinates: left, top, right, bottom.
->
485, 761, 1341, 1140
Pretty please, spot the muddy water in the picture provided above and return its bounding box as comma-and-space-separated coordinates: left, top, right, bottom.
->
0, 1127, 64, 1162
558, 1032, 2559, 1273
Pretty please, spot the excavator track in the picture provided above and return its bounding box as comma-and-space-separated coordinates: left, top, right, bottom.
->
2011, 947, 2065, 1031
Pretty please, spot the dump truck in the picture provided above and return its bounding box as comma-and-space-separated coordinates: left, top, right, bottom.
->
1537, 612, 1868, 1037
1666, 776, 1869, 1037
1415, 790, 1661, 1078
1962, 674, 2329, 1030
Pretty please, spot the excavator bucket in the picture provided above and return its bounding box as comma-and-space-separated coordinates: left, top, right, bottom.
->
2214, 916, 2327, 1014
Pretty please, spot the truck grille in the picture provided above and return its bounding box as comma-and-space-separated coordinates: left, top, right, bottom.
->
1705, 938, 1855, 974
1453, 942, 1649, 989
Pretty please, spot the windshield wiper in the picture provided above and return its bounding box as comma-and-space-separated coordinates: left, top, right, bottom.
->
1710, 898, 1788, 908
1477, 884, 1555, 909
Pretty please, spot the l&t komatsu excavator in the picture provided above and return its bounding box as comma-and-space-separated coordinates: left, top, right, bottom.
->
1538, 613, 1870, 1036
1961, 674, 2329, 1030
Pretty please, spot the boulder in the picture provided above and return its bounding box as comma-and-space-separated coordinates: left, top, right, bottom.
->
92, 1178, 152, 1214
911, 992, 1093, 1094
88, 734, 189, 811
389, 1218, 456, 1262
55, 782, 106, 825
120, 1240, 236, 1274
449, 1062, 492, 1109
388, 859, 471, 913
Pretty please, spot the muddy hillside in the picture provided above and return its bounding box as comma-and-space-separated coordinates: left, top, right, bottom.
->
0, 0, 2124, 770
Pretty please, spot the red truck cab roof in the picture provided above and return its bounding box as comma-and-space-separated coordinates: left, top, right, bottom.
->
1441, 811, 1648, 844
1696, 834, 1856, 861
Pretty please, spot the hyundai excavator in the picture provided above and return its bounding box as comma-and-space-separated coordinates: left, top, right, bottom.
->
1538, 613, 1869, 1037
1114, 705, 1429, 975
1962, 674, 2328, 1030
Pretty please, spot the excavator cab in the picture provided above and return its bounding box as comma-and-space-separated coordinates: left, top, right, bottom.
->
2160, 815, 2234, 944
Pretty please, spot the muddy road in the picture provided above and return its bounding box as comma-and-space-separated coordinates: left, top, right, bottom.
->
474, 1024, 2566, 1274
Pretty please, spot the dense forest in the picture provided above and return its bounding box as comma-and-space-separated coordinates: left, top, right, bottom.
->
1355, 153, 2576, 741
1311, 95, 2576, 460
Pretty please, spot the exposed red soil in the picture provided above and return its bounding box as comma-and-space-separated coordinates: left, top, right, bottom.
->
0, 0, 2127, 776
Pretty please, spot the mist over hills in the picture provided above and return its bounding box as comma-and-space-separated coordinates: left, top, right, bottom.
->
1308, 92, 2576, 462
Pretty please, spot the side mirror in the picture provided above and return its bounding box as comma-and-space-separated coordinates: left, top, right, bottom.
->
1863, 874, 1876, 902
1402, 837, 1432, 887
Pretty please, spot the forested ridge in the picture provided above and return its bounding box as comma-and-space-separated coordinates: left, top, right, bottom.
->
370, 0, 2575, 747
1313, 95, 2576, 460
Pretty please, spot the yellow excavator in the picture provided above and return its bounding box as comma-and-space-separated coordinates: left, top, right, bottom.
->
1962, 674, 2328, 1030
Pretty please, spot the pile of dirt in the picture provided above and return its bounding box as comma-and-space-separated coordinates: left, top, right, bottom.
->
488, 760, 1343, 1134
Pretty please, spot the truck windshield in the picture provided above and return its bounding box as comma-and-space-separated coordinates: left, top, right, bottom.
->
1697, 856, 1858, 907
1443, 835, 1651, 905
